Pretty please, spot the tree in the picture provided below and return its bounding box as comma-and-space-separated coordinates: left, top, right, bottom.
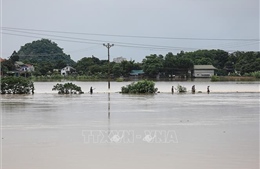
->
195, 57, 212, 65
1, 76, 34, 94
112, 63, 123, 77
75, 56, 102, 75
55, 60, 68, 69
1, 60, 15, 75
34, 61, 55, 76
175, 58, 193, 75
88, 65, 102, 75
119, 60, 139, 77
175, 84, 187, 93
142, 54, 163, 77
234, 51, 260, 75
52, 83, 84, 94
121, 80, 158, 94
163, 52, 177, 76
212, 50, 229, 69
9, 51, 19, 64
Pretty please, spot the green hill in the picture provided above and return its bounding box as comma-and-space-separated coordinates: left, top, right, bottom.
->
16, 39, 75, 75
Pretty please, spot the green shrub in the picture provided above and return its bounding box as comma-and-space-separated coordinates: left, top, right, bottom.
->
211, 75, 220, 82
249, 71, 260, 78
121, 80, 158, 94
228, 73, 240, 76
51, 74, 63, 79
1, 76, 34, 94
116, 77, 124, 82
52, 83, 84, 94
175, 84, 187, 93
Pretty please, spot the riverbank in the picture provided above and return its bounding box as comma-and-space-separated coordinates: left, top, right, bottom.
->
29, 75, 260, 82
211, 76, 258, 81
25, 81, 260, 94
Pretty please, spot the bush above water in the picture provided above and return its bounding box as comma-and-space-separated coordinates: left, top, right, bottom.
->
121, 80, 158, 94
52, 83, 84, 94
175, 84, 187, 93
244, 71, 260, 78
1, 76, 34, 94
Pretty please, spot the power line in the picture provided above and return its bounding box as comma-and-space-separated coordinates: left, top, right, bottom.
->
1, 31, 202, 51
2, 29, 198, 49
1, 32, 101, 45
2, 26, 259, 42
2, 29, 259, 52
103, 43, 114, 90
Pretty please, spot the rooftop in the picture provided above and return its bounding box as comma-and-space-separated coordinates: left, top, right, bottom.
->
194, 65, 216, 70
130, 70, 144, 76
15, 61, 25, 65
0, 58, 6, 62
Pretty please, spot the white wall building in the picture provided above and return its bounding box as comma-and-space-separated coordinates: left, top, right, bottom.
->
193, 65, 216, 78
61, 66, 76, 76
113, 56, 127, 63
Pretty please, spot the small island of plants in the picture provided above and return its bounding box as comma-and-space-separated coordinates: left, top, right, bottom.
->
121, 80, 158, 94
52, 83, 84, 94
175, 84, 187, 93
1, 76, 34, 94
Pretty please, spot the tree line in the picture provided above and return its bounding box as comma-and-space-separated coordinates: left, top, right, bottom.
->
1, 39, 260, 78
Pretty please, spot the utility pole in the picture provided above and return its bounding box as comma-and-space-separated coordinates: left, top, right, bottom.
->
103, 43, 114, 90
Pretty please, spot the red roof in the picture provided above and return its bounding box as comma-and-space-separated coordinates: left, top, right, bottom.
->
0, 58, 6, 62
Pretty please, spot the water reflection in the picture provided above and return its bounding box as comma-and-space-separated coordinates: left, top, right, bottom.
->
107, 93, 111, 135
108, 93, 110, 119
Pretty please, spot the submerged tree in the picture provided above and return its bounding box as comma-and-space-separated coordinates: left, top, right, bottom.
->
1, 76, 34, 94
175, 84, 187, 93
52, 83, 84, 94
121, 80, 158, 94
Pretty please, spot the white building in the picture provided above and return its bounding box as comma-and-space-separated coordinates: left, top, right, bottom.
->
15, 61, 35, 72
193, 65, 216, 78
61, 66, 76, 76
113, 57, 127, 63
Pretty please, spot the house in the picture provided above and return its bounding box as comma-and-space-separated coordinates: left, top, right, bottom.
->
14, 61, 34, 72
53, 69, 60, 73
14, 61, 25, 69
130, 70, 144, 76
13, 61, 34, 77
19, 64, 35, 72
0, 58, 6, 76
0, 58, 4, 62
193, 65, 216, 78
113, 57, 127, 63
61, 66, 76, 76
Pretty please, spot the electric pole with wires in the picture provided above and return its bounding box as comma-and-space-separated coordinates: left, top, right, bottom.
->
103, 43, 114, 90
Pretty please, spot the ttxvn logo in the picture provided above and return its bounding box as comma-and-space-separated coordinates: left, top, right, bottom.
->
82, 130, 178, 144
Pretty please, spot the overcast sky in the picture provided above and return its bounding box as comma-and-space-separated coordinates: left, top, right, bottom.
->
1, 0, 259, 62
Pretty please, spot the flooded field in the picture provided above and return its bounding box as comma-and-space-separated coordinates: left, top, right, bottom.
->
1, 81, 259, 169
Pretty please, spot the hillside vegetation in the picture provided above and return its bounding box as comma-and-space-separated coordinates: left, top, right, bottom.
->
1, 39, 260, 78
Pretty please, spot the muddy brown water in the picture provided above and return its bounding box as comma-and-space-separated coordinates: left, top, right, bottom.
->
1, 81, 259, 169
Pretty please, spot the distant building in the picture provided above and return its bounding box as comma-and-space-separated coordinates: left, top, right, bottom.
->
53, 69, 60, 73
14, 61, 25, 69
14, 62, 34, 72
0, 58, 6, 76
130, 70, 144, 76
113, 57, 127, 63
193, 65, 216, 78
19, 64, 35, 72
61, 66, 76, 76
0, 57, 6, 63
7, 61, 35, 77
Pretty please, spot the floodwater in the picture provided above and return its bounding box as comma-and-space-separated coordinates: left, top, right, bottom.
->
1, 81, 259, 169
